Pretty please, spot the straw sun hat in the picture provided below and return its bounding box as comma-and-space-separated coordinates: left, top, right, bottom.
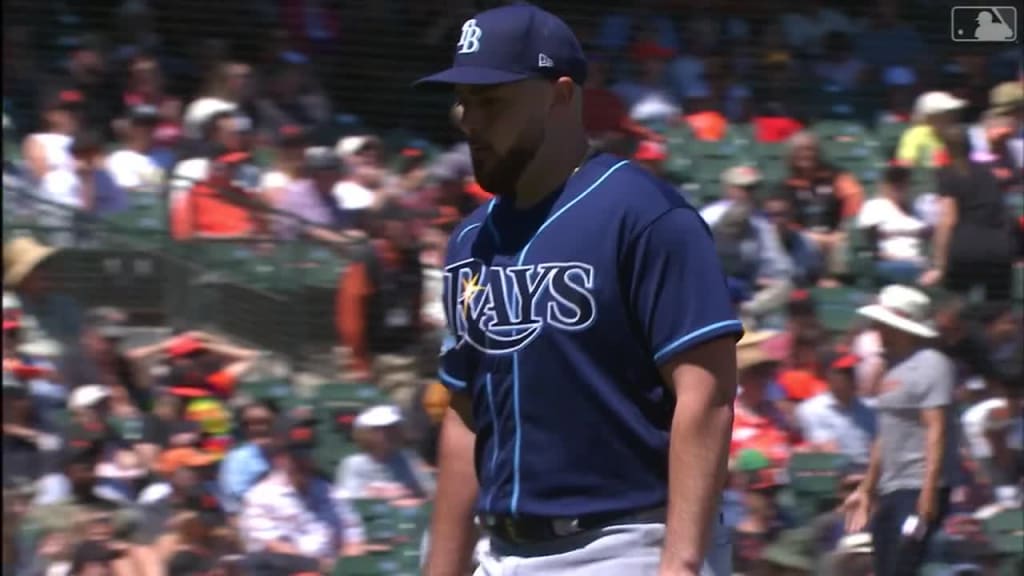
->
3, 237, 58, 288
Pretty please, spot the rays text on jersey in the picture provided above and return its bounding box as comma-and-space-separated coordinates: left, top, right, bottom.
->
443, 258, 597, 354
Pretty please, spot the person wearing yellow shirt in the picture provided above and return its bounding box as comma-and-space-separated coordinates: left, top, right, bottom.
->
895, 91, 966, 167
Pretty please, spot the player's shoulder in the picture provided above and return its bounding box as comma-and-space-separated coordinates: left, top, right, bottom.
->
580, 153, 700, 228
446, 200, 495, 252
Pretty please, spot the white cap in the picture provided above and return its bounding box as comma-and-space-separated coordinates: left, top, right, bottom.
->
913, 91, 966, 120
68, 384, 111, 410
353, 405, 403, 429
336, 135, 380, 158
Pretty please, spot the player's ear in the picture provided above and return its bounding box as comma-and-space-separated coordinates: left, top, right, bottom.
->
551, 77, 576, 108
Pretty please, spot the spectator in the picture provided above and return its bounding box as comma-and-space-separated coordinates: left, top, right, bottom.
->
761, 191, 824, 287
182, 60, 253, 141
632, 140, 668, 177
781, 131, 864, 284
843, 285, 957, 576
69, 131, 129, 217
21, 90, 81, 182
812, 31, 866, 91
260, 124, 309, 207
3, 237, 87, 384
856, 164, 929, 284
171, 151, 267, 240
776, 334, 830, 403
973, 113, 1024, 194
170, 109, 254, 203
255, 52, 331, 134
217, 400, 275, 515
336, 202, 424, 406
706, 166, 793, 329
730, 448, 789, 573
335, 134, 387, 207
614, 41, 680, 125
732, 331, 794, 462
896, 91, 965, 167
580, 49, 662, 149
969, 80, 1024, 169
682, 82, 729, 142
876, 66, 918, 126
106, 105, 174, 193
55, 35, 119, 137
274, 147, 346, 239
920, 125, 1014, 301
854, 1, 927, 70
121, 54, 184, 147
335, 405, 435, 501
795, 347, 877, 467
239, 414, 365, 573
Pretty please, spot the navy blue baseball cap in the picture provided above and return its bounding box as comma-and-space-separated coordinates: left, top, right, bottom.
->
415, 3, 587, 87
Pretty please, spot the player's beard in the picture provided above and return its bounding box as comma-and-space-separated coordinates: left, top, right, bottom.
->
471, 120, 546, 200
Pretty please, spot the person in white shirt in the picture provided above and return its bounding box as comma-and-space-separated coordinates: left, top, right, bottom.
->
335, 405, 436, 502
21, 90, 81, 182
106, 105, 171, 193
239, 415, 365, 572
856, 165, 929, 284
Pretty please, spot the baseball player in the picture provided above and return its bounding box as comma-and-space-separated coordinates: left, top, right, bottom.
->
416, 4, 743, 576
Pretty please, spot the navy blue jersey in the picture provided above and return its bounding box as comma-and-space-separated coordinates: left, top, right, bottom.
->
439, 153, 743, 518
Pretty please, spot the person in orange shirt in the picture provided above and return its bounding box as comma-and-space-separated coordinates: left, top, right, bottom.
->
171, 151, 266, 239
682, 83, 728, 142
336, 202, 424, 408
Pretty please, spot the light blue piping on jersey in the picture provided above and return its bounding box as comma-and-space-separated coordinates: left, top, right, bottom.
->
483, 373, 500, 510
508, 158, 630, 514
652, 319, 745, 363
454, 199, 498, 246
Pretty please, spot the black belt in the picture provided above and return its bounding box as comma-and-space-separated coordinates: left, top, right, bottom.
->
477, 507, 666, 544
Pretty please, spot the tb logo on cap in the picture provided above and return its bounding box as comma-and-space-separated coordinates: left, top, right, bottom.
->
457, 19, 482, 54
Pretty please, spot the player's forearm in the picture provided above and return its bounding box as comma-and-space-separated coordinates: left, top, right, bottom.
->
425, 407, 480, 576
661, 399, 733, 573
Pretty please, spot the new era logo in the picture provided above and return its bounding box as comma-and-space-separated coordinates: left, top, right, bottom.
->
538, 53, 554, 68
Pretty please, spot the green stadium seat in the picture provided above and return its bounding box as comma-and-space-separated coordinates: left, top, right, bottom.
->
981, 506, 1024, 556
788, 452, 844, 495
811, 286, 871, 334
874, 121, 908, 154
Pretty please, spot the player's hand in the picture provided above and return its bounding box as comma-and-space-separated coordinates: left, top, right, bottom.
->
841, 487, 873, 533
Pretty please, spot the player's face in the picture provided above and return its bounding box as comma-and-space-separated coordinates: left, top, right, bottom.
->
455, 80, 554, 197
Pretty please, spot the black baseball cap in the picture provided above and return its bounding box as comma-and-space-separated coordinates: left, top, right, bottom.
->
415, 3, 586, 86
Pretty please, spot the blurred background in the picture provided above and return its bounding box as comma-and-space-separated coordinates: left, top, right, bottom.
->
2, 0, 1022, 575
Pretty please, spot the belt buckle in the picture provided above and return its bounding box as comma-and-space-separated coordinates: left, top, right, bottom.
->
501, 517, 519, 541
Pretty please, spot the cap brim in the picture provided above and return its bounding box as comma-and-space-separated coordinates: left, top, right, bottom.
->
856, 305, 938, 339
414, 67, 530, 86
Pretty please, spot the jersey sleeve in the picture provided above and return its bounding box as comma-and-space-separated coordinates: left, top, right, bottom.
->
625, 207, 744, 365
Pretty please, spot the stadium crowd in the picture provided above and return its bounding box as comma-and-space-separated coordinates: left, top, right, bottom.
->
3, 0, 1023, 575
